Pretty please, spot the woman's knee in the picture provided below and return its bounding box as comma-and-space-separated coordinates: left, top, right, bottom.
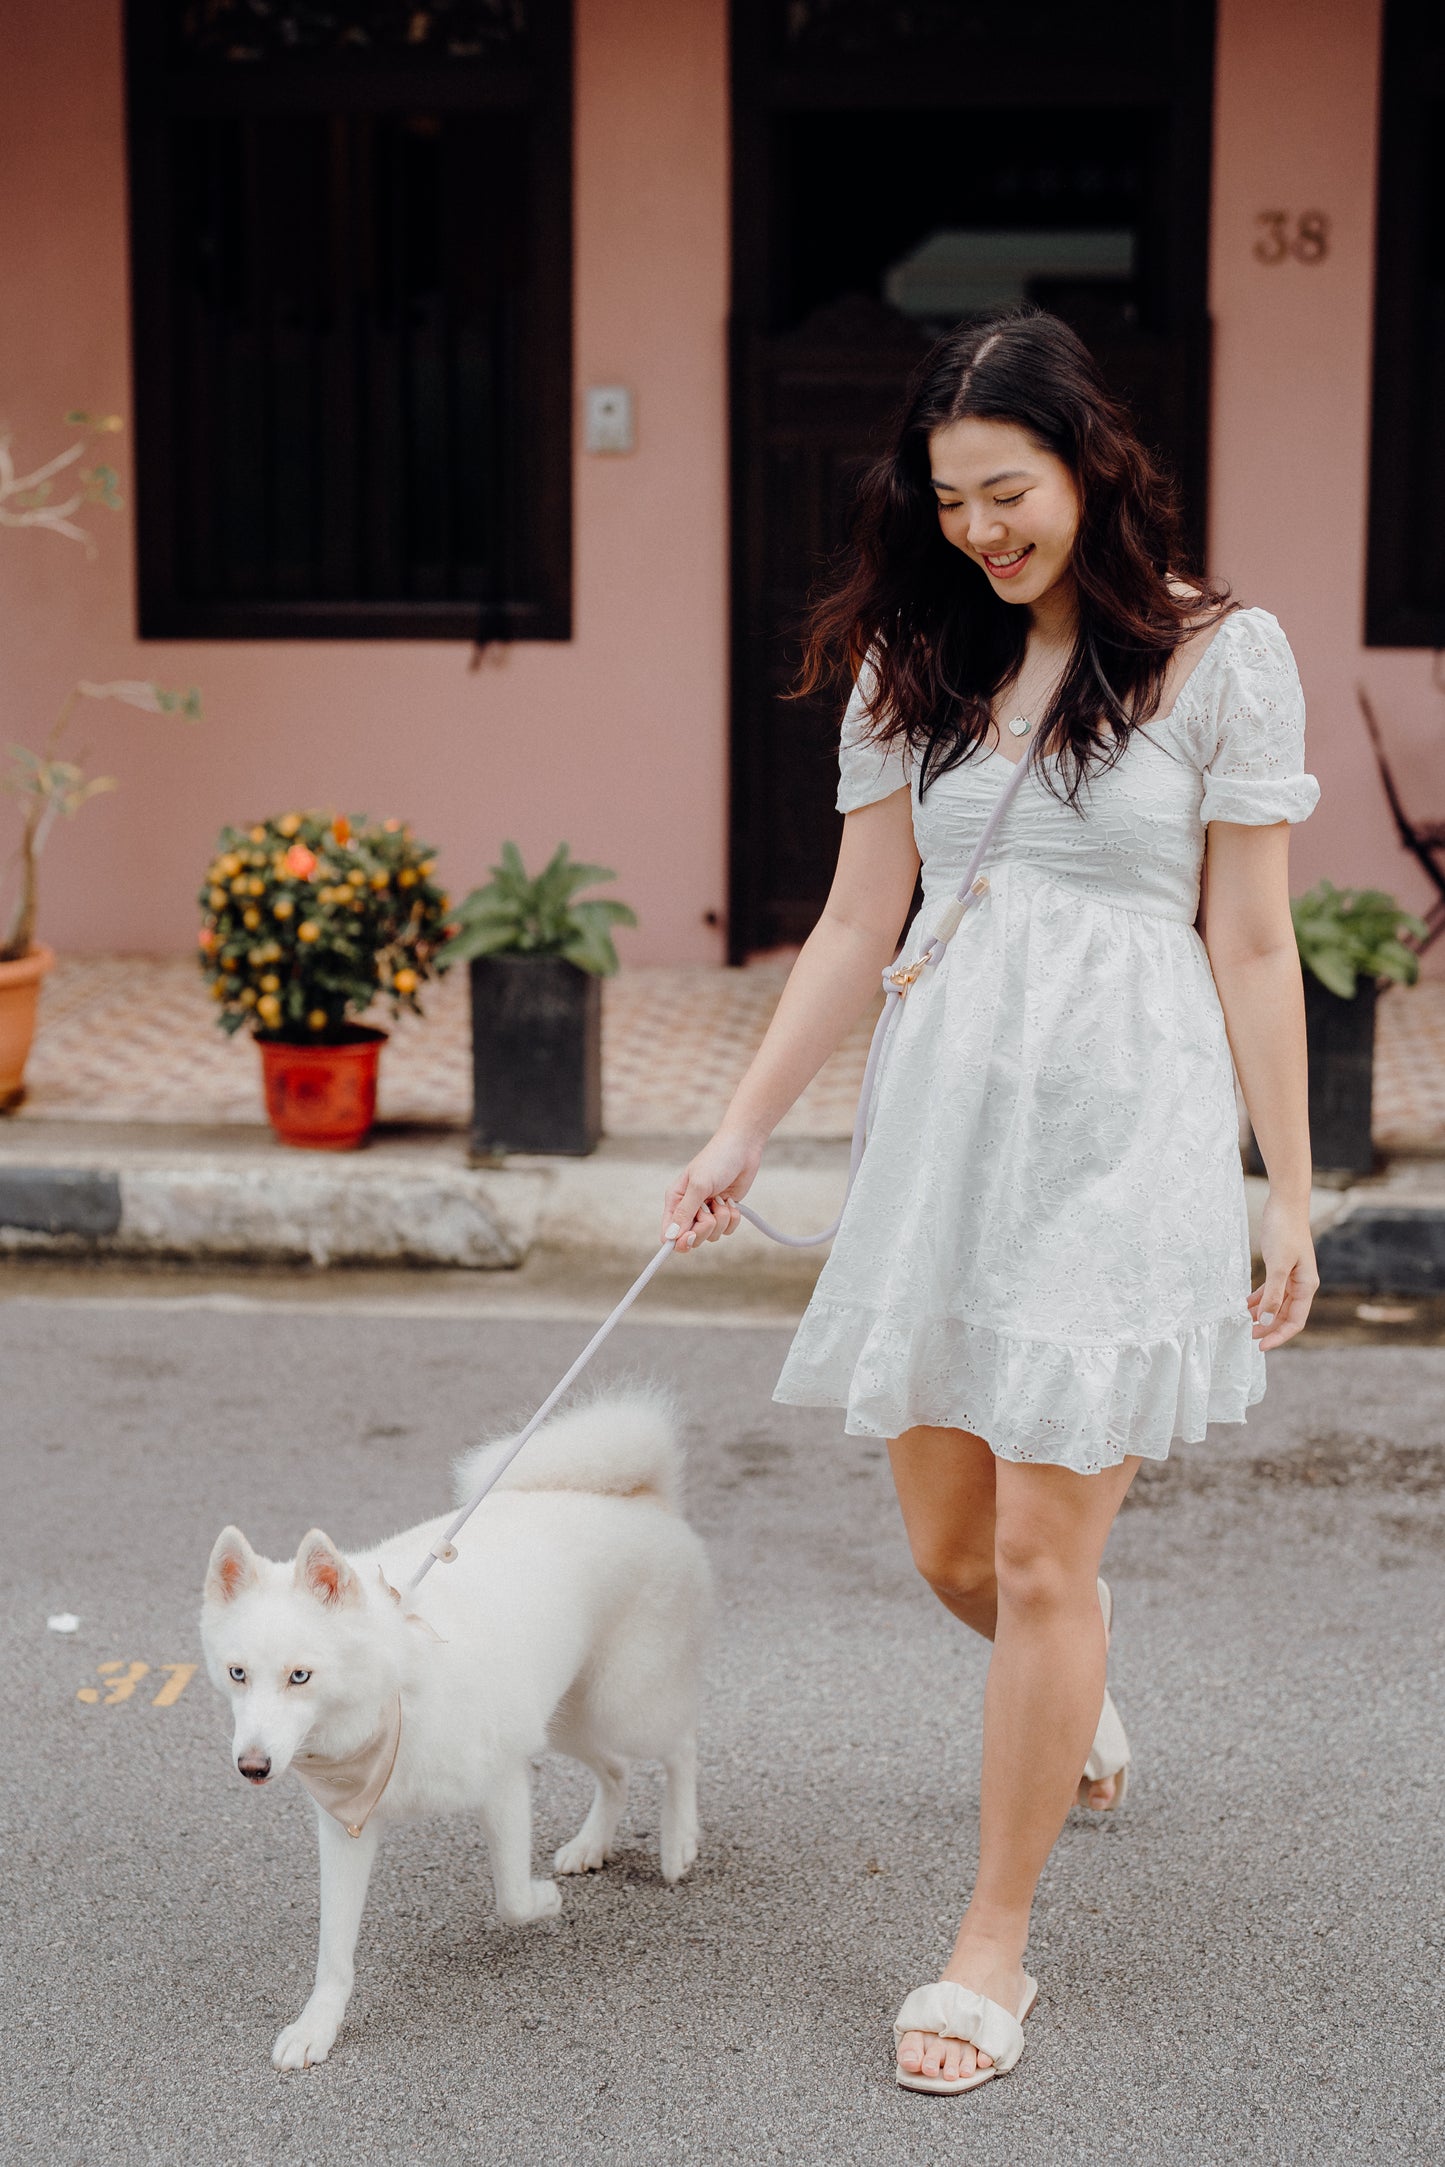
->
909, 1534, 995, 1611
991, 1523, 1086, 1619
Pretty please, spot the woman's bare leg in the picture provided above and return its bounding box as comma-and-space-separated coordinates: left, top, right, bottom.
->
889, 1436, 1140, 2085
889, 1426, 1122, 1804
888, 1423, 999, 1636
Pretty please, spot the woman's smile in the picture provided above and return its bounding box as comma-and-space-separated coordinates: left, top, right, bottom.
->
981, 544, 1035, 578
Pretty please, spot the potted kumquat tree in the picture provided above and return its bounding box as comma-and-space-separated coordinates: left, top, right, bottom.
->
199, 811, 448, 1149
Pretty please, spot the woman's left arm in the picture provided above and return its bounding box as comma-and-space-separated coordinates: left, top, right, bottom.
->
1201, 820, 1319, 1349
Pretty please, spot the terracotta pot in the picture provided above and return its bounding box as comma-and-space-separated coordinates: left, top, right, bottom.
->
256, 1026, 386, 1150
0, 944, 55, 1111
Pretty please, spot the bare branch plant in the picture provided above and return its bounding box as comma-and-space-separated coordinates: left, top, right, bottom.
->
0, 414, 201, 963
0, 409, 122, 550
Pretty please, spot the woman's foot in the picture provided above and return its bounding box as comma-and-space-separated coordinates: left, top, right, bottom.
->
895, 1934, 1029, 2086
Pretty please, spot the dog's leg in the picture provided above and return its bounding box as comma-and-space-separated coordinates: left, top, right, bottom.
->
659, 1732, 700, 1884
554, 1753, 629, 1875
272, 1812, 380, 2071
480, 1763, 562, 1925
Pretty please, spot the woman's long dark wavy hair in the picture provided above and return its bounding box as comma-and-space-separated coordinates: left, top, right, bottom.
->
798, 305, 1239, 806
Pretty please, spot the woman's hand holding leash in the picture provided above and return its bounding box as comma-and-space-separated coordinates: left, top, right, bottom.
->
663, 1131, 763, 1253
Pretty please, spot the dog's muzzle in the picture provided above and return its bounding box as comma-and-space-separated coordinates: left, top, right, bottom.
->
237, 1752, 272, 1783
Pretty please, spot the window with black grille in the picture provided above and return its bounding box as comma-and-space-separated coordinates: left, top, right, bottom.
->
124, 3, 571, 640
1366, 0, 1445, 646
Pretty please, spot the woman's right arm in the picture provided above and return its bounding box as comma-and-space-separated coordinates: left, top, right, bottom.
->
662, 786, 920, 1250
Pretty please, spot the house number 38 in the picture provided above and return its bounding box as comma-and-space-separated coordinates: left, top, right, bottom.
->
1254, 210, 1330, 265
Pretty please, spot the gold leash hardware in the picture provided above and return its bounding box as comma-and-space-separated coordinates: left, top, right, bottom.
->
886, 874, 993, 996
885, 955, 928, 996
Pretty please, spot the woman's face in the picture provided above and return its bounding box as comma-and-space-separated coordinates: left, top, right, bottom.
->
927, 417, 1080, 609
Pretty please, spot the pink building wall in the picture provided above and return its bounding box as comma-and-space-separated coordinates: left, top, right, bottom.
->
1, 0, 1439, 964
1209, 0, 1440, 965
0, 0, 732, 964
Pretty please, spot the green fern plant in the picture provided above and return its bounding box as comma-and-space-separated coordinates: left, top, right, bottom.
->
1291, 880, 1428, 999
437, 842, 637, 976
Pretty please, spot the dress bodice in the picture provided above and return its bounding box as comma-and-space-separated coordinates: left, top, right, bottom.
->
836, 607, 1320, 929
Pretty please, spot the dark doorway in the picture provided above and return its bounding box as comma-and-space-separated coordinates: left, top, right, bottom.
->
728, 3, 1218, 959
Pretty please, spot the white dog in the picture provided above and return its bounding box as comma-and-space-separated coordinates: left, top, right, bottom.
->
200, 1388, 711, 2070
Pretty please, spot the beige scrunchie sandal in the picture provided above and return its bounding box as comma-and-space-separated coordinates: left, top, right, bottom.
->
1078, 1575, 1130, 1810
893, 1974, 1039, 2094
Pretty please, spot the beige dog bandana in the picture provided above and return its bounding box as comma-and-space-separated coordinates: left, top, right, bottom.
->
293, 1693, 402, 1839
288, 1575, 440, 1837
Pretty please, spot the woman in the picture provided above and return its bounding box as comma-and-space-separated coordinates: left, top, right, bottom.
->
663, 308, 1320, 2095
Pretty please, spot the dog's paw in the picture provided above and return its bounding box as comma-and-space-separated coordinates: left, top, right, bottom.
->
659, 1822, 699, 1885
501, 1876, 563, 1925
272, 2002, 343, 2071
554, 1832, 614, 1876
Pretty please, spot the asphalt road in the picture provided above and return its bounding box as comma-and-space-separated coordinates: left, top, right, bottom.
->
3, 1276, 1444, 2166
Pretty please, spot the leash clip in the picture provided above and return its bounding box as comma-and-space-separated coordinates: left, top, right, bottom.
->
884, 955, 928, 997
886, 874, 991, 998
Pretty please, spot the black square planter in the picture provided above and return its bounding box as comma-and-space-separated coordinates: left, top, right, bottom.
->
468, 953, 602, 1157
1246, 974, 1377, 1182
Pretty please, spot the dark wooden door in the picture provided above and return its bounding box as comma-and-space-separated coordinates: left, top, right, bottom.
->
733, 295, 932, 949
728, 2, 1218, 960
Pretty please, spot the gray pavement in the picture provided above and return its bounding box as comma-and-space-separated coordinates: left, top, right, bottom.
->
3, 1273, 1445, 2165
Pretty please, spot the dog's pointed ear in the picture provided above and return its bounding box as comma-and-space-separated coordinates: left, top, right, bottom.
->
205, 1526, 261, 1606
293, 1529, 362, 1609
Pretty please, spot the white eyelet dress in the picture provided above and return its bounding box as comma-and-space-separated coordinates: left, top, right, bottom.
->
771, 607, 1321, 1474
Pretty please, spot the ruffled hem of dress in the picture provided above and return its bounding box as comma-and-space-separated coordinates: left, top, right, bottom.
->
771, 1300, 1266, 1474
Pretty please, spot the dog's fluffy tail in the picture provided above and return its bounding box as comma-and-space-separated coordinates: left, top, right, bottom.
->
452, 1386, 682, 1512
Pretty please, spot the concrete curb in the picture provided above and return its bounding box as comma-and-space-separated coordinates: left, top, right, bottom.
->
1309, 1160, 1445, 1294
0, 1126, 842, 1283
1, 1124, 1443, 1289
0, 1131, 546, 1269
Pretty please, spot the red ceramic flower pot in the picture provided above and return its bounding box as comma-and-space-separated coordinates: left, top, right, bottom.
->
257, 1027, 386, 1151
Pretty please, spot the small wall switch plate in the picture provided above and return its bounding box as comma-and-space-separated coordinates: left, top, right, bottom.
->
584, 384, 635, 454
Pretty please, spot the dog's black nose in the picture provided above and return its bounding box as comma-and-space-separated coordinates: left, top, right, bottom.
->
238, 1753, 271, 1783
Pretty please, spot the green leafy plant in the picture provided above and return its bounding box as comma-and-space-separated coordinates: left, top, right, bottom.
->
3, 679, 203, 963
199, 811, 449, 1040
1291, 880, 1428, 999
437, 843, 637, 976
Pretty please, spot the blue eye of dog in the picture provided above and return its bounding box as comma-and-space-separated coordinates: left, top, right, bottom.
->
288, 1669, 312, 1686
228, 1665, 246, 1684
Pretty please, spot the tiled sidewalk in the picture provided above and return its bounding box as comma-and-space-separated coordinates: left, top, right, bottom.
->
9, 956, 874, 1139
8, 954, 1445, 1151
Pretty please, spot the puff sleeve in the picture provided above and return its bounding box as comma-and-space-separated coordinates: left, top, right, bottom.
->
1198, 610, 1321, 827
836, 655, 912, 813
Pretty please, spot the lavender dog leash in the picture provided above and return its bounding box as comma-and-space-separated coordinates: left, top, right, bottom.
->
406, 743, 1037, 1593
